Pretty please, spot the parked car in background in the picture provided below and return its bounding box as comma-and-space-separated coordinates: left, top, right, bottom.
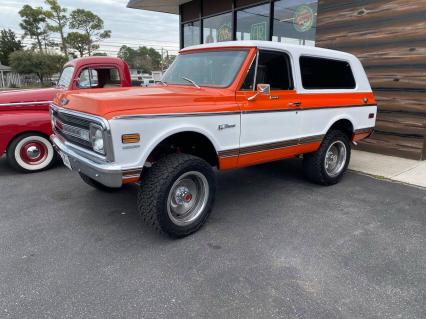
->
0, 56, 132, 173
51, 41, 377, 237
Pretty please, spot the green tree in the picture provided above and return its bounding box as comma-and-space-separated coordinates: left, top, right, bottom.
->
19, 5, 47, 52
118, 45, 162, 73
162, 53, 176, 70
9, 50, 67, 84
66, 32, 91, 57
44, 0, 68, 57
69, 9, 111, 56
0, 29, 23, 65
92, 52, 108, 56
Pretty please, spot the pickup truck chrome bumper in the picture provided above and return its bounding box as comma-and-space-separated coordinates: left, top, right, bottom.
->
51, 134, 124, 188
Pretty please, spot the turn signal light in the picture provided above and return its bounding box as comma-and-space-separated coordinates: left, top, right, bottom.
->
122, 134, 140, 144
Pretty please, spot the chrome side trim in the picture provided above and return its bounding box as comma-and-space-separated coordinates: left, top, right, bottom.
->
113, 104, 377, 120
354, 127, 374, 135
218, 134, 325, 158
0, 100, 52, 107
113, 111, 241, 120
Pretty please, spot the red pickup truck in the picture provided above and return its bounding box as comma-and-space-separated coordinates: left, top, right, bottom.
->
0, 56, 132, 172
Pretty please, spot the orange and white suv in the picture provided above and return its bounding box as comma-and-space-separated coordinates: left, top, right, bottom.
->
51, 41, 376, 237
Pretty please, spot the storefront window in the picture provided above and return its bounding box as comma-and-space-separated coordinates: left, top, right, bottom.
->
183, 21, 201, 47
203, 13, 233, 44
272, 0, 318, 46
236, 4, 270, 41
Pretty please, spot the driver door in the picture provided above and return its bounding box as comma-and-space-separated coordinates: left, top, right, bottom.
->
237, 49, 302, 167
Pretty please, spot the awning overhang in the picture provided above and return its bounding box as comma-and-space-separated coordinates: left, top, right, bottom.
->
127, 0, 192, 15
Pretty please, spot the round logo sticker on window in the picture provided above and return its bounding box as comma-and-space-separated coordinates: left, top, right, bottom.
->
293, 5, 315, 33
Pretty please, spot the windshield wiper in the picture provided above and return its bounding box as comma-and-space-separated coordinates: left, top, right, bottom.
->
158, 80, 168, 86
182, 77, 200, 89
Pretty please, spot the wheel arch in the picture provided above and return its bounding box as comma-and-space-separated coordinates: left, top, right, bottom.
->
143, 127, 220, 167
325, 116, 355, 140
6, 130, 52, 153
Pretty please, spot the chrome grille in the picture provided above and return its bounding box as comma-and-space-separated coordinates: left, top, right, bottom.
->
52, 107, 92, 151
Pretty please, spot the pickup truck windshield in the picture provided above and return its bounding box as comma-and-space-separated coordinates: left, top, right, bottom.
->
57, 66, 74, 88
162, 50, 248, 88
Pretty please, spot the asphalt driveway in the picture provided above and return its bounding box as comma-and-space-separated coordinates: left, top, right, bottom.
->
0, 156, 425, 319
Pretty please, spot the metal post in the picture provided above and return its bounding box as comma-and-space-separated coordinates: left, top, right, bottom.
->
0, 70, 5, 88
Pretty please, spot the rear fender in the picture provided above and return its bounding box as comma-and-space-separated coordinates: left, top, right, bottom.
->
0, 110, 52, 154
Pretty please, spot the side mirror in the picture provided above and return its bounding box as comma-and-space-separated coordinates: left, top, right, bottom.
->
248, 83, 270, 101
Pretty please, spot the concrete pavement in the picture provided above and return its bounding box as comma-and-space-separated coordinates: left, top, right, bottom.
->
0, 156, 425, 319
350, 150, 426, 188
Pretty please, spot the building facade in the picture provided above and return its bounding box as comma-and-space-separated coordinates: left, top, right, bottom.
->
128, 0, 426, 160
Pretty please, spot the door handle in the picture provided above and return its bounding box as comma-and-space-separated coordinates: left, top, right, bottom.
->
289, 102, 302, 107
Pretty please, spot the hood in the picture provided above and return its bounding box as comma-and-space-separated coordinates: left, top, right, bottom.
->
0, 87, 59, 105
57, 85, 236, 119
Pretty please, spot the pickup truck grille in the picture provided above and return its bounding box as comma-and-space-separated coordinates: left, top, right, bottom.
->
51, 108, 92, 151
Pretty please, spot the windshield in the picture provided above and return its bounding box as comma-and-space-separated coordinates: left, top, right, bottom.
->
162, 50, 248, 88
57, 66, 74, 88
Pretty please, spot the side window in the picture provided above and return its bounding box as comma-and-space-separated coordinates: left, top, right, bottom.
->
77, 69, 99, 89
240, 51, 293, 91
109, 68, 121, 85
241, 58, 256, 90
98, 68, 121, 88
256, 50, 293, 91
300, 56, 356, 89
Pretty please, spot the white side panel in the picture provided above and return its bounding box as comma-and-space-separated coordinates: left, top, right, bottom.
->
109, 114, 240, 169
240, 111, 301, 147
301, 105, 377, 137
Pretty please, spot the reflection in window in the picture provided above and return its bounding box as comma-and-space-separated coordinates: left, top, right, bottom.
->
162, 50, 248, 87
183, 21, 201, 47
273, 0, 318, 46
57, 66, 74, 88
203, 13, 233, 44
236, 4, 270, 41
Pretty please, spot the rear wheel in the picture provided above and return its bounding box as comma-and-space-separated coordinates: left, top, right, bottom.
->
7, 133, 55, 173
303, 130, 351, 185
137, 153, 216, 238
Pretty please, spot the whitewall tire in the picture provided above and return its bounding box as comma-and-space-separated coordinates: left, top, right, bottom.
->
7, 134, 55, 173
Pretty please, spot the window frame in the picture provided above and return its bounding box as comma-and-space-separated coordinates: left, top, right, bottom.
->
162, 48, 251, 89
299, 55, 357, 90
240, 48, 294, 91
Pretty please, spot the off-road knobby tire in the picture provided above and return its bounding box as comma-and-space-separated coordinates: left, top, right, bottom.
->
79, 172, 120, 192
303, 130, 351, 186
137, 153, 216, 238
6, 133, 56, 173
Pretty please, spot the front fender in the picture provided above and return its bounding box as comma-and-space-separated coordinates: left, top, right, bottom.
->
109, 115, 240, 169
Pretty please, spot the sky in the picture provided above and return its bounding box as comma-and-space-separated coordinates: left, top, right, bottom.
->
0, 0, 180, 56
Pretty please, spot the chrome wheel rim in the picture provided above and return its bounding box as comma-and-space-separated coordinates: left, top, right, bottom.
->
325, 141, 347, 177
167, 171, 209, 226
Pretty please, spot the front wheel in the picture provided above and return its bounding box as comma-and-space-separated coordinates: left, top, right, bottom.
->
303, 130, 351, 185
6, 133, 56, 173
137, 153, 216, 238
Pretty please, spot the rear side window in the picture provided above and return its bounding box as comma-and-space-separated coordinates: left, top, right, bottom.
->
300, 56, 356, 89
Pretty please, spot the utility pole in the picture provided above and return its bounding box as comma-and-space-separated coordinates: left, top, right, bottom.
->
161, 48, 164, 73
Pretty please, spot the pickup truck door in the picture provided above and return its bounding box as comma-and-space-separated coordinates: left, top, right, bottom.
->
236, 49, 302, 167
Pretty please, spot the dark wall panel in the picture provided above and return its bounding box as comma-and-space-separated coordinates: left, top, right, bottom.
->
317, 0, 426, 160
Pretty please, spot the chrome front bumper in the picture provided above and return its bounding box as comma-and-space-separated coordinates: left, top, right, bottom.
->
51, 134, 123, 188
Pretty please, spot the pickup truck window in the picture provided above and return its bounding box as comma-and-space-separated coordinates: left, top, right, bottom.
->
300, 56, 356, 89
241, 50, 293, 91
57, 66, 74, 88
162, 50, 248, 88
77, 69, 99, 89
